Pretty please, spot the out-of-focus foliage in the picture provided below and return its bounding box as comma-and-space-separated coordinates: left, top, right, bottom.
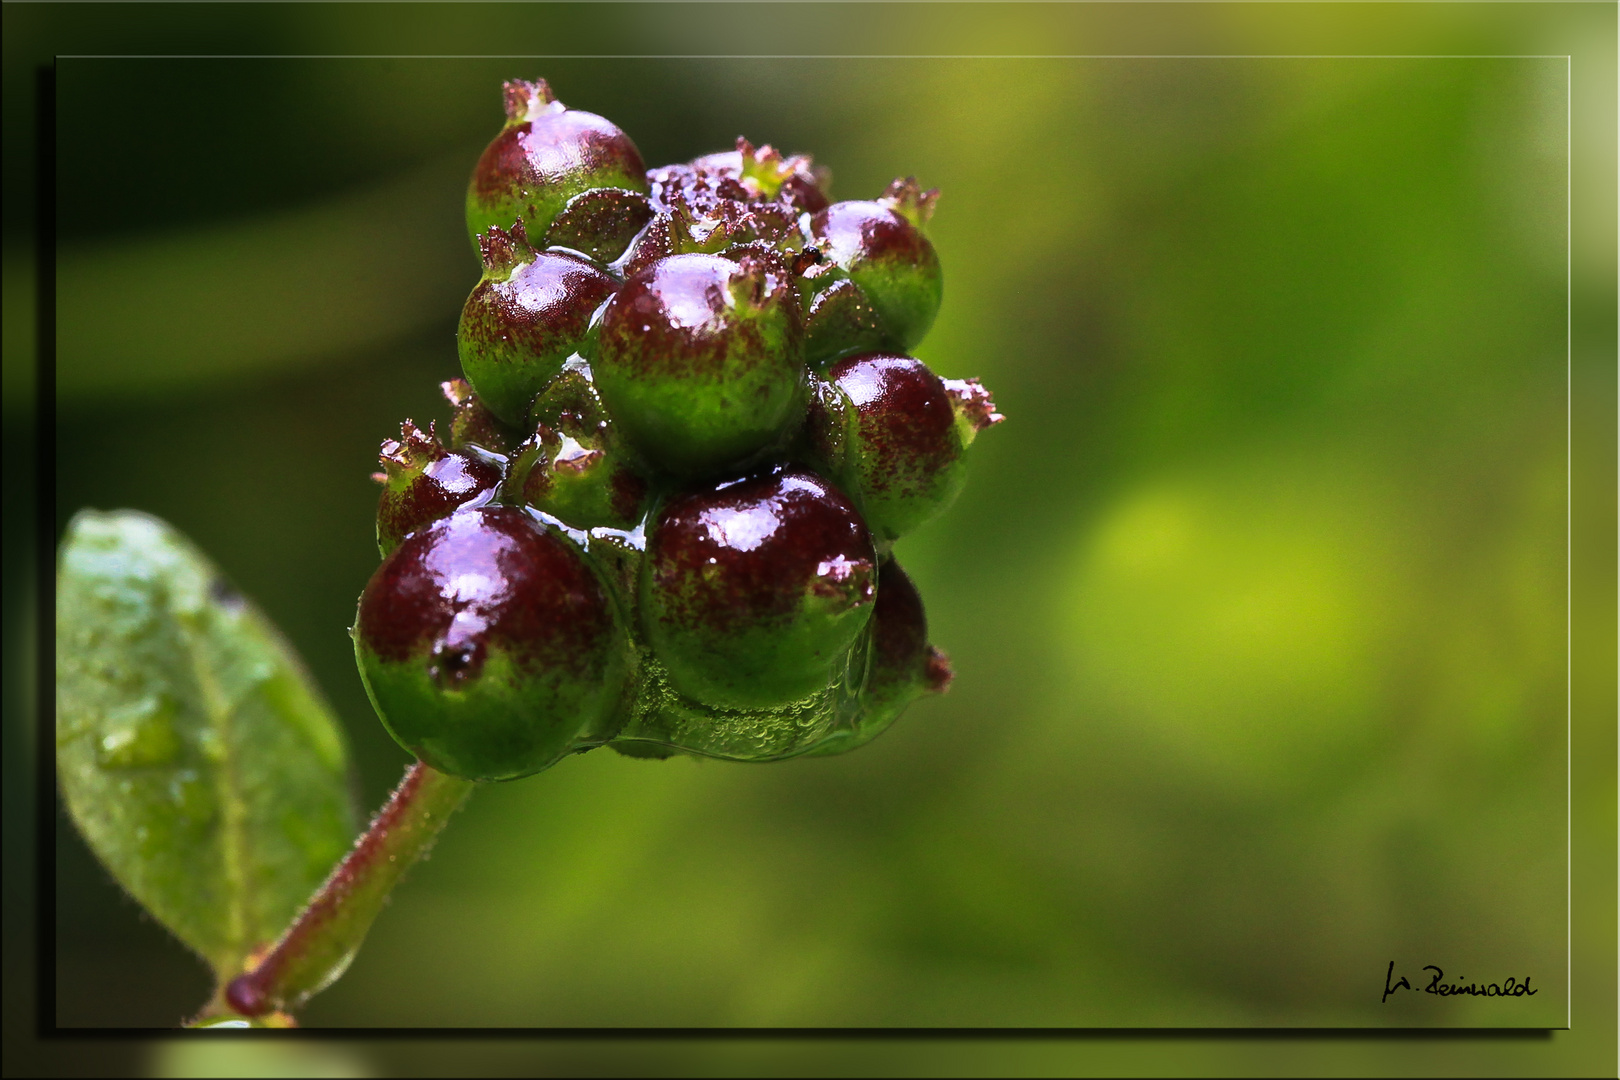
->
14, 2, 1604, 1067
55, 511, 355, 984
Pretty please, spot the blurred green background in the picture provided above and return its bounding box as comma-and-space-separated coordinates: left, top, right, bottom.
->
6, 2, 1615, 1076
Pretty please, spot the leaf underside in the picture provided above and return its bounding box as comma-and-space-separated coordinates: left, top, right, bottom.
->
55, 509, 357, 982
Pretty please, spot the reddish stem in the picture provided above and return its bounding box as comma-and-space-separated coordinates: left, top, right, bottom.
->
224, 761, 473, 1017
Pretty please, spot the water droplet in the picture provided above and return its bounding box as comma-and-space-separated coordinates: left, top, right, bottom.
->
96, 695, 182, 769
169, 769, 214, 824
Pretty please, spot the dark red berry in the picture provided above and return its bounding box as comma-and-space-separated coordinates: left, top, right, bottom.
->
641, 468, 876, 708
355, 506, 627, 781
466, 79, 649, 253
810, 354, 1002, 544
375, 421, 502, 556
458, 223, 618, 425
595, 252, 806, 476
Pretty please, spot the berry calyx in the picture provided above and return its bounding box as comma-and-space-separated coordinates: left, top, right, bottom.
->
640, 468, 876, 708
355, 507, 627, 781
595, 252, 807, 477
467, 80, 650, 254
458, 224, 618, 425
374, 421, 502, 556
809, 195, 942, 352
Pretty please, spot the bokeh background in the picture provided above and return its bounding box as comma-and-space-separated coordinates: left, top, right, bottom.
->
6, 2, 1615, 1076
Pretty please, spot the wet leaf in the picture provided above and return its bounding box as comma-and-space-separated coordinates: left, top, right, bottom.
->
56, 510, 357, 982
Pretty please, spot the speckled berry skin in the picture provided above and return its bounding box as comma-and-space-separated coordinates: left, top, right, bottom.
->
458, 233, 617, 426
355, 507, 627, 781
641, 468, 876, 709
810, 200, 942, 352
595, 252, 806, 477
466, 80, 650, 254
807, 558, 952, 756
809, 354, 973, 544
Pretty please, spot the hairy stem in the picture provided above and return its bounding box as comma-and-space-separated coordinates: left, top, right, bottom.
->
219, 761, 474, 1018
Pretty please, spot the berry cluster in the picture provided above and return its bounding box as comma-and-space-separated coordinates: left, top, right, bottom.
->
355, 79, 1001, 781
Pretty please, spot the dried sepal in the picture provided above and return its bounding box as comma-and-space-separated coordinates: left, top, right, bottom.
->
879, 177, 940, 230
942, 377, 1004, 441
379, 420, 446, 484
501, 78, 562, 125
476, 221, 536, 277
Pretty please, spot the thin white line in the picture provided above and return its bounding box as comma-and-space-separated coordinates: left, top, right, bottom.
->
53, 53, 1574, 60
1563, 52, 1573, 1031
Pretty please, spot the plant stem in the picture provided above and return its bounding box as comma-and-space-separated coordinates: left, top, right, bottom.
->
221, 761, 474, 1018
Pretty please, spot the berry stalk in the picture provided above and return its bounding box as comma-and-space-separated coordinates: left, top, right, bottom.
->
220, 761, 473, 1018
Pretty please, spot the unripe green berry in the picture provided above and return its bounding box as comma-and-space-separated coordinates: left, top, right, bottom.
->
641, 468, 876, 708
595, 252, 807, 477
802, 277, 893, 371
466, 79, 650, 253
355, 507, 627, 781
458, 223, 617, 425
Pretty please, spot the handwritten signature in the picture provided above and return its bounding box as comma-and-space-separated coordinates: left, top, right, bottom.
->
1382, 961, 1538, 1003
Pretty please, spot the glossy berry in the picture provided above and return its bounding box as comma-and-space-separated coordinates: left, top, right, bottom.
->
374, 421, 502, 556
809, 180, 942, 352
467, 79, 649, 253
641, 468, 876, 709
458, 223, 618, 425
809, 354, 1002, 544
510, 364, 648, 530
595, 252, 806, 477
355, 507, 627, 781
809, 558, 952, 756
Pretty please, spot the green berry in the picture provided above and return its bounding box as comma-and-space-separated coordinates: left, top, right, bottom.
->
595, 252, 807, 477
640, 468, 876, 708
354, 507, 627, 781
457, 222, 617, 426
809, 179, 942, 351
466, 79, 650, 253
802, 277, 893, 371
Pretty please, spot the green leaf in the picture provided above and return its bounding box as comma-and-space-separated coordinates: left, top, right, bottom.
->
55, 509, 357, 983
